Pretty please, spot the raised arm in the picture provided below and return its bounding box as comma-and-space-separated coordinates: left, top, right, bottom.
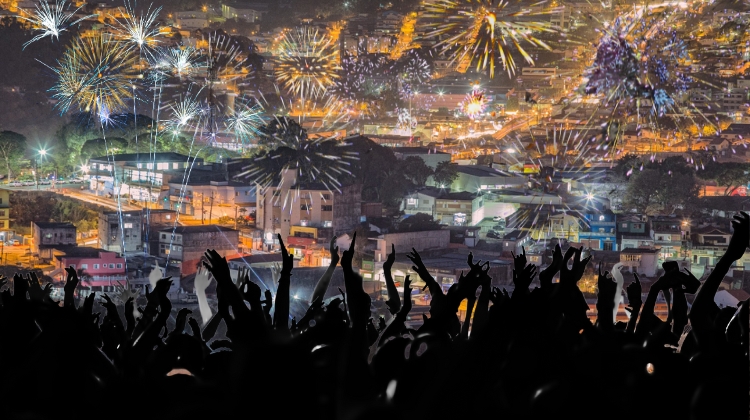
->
63, 266, 79, 309
273, 234, 293, 333
691, 212, 749, 324
595, 263, 616, 332
382, 244, 401, 315
310, 236, 340, 305
625, 274, 642, 334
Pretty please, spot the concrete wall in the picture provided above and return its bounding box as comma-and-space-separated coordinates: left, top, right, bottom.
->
373, 230, 450, 262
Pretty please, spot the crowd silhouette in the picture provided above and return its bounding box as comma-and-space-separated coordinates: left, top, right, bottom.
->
0, 213, 748, 420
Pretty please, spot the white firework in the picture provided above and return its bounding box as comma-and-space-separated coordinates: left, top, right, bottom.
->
226, 101, 265, 141
17, 0, 95, 48
111, 1, 162, 56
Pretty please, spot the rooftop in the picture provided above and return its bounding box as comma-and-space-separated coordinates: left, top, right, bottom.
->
416, 187, 476, 200
53, 246, 111, 259
621, 248, 659, 254
33, 222, 75, 229
159, 225, 238, 234
90, 152, 199, 163
393, 147, 450, 156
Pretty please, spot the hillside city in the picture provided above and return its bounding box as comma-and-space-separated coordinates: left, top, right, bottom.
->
0, 0, 750, 325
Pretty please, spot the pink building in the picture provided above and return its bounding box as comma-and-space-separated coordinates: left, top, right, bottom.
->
55, 248, 126, 291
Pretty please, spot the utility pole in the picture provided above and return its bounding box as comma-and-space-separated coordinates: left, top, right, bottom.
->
234, 205, 238, 230
209, 192, 215, 224
201, 193, 205, 225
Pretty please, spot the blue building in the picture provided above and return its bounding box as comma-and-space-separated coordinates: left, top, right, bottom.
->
578, 210, 617, 251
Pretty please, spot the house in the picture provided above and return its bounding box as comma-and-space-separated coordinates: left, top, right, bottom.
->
617, 214, 651, 250
0, 189, 10, 241
256, 171, 362, 252
690, 225, 732, 275
402, 187, 476, 226
54, 248, 126, 292
578, 210, 617, 251
31, 222, 77, 260
708, 137, 730, 152
720, 123, 750, 141
651, 216, 689, 261
714, 289, 750, 309
449, 165, 528, 192
500, 229, 532, 257
372, 230, 451, 263
98, 211, 142, 253
545, 212, 580, 242
164, 180, 255, 221
158, 225, 240, 276
620, 248, 659, 277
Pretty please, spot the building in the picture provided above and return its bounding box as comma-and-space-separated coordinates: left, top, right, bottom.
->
690, 225, 732, 275
578, 210, 617, 251
620, 248, 659, 277
256, 171, 362, 252
98, 210, 142, 253
0, 189, 10, 241
158, 225, 240, 276
372, 230, 451, 263
500, 229, 532, 257
402, 188, 476, 226
164, 180, 255, 220
31, 222, 76, 259
221, 2, 262, 21
449, 165, 528, 192
651, 216, 689, 261
142, 209, 178, 255
54, 248, 126, 292
85, 153, 204, 202
392, 147, 451, 169
617, 214, 651, 249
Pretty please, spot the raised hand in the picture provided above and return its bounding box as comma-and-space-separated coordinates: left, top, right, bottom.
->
329, 235, 340, 267
595, 263, 616, 330
194, 266, 213, 325
511, 246, 527, 274
203, 249, 231, 284
626, 273, 642, 308
278, 233, 294, 275
725, 211, 750, 262
513, 263, 537, 293
560, 246, 591, 287
27, 272, 45, 302
64, 266, 79, 295
340, 232, 356, 271
407, 247, 427, 274
539, 244, 563, 288
383, 243, 401, 315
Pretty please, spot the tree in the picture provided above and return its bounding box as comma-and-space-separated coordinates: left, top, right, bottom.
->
400, 156, 433, 187
0, 131, 26, 181
697, 161, 750, 196
432, 161, 459, 189
257, 117, 307, 150
623, 167, 699, 215
398, 213, 442, 232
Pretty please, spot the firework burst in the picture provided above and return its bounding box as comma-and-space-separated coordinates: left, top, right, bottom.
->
462, 85, 487, 119
50, 35, 138, 117
420, 0, 555, 78
226, 99, 265, 141
275, 26, 339, 101
165, 92, 204, 136
17, 0, 95, 48
110, 1, 162, 57
154, 46, 200, 79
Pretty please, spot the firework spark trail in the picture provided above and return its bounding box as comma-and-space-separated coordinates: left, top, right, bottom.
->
420, 0, 556, 78
17, 0, 95, 48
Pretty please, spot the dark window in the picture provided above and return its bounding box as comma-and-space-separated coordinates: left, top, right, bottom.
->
321, 205, 333, 211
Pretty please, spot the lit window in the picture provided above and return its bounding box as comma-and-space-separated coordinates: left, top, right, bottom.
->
323, 221, 332, 228
407, 198, 417, 206
598, 215, 605, 221
81, 264, 88, 269
166, 215, 171, 220
124, 223, 133, 229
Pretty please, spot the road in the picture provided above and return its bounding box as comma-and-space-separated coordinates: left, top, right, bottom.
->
59, 189, 141, 212
492, 115, 534, 140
